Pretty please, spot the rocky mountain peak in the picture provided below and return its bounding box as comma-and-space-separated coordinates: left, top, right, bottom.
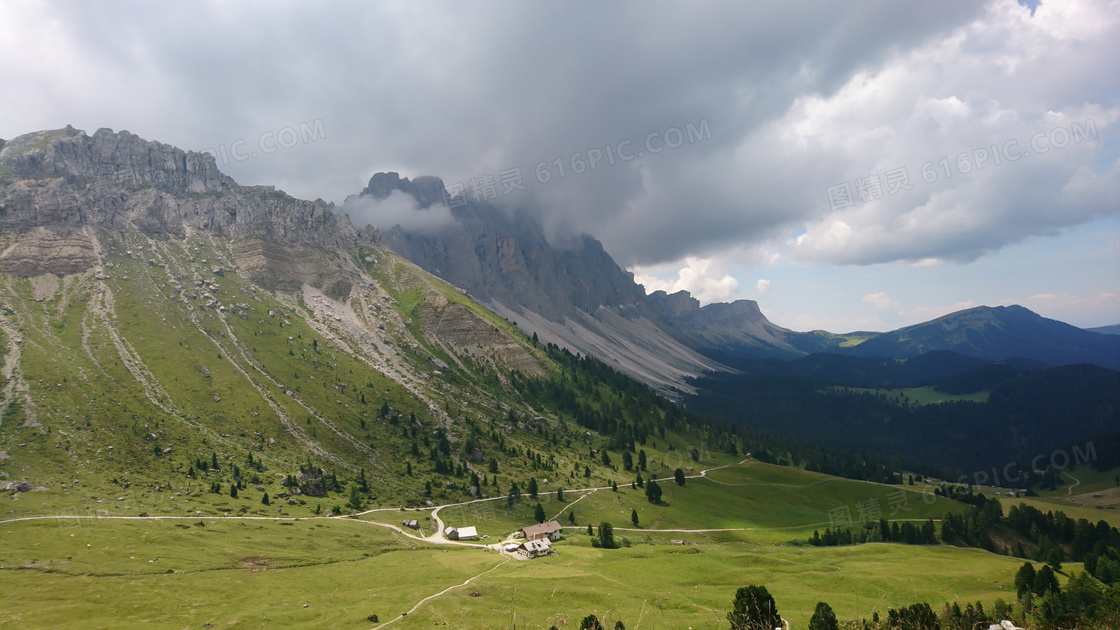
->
0, 127, 373, 295
361, 171, 446, 208
0, 126, 363, 247
647, 290, 700, 318
0, 125, 232, 197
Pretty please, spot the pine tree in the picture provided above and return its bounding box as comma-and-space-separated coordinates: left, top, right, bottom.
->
674, 468, 686, 486
579, 614, 603, 630
1046, 548, 1063, 573
348, 484, 363, 511
808, 602, 839, 630
534, 503, 546, 524
229, 484, 238, 498
728, 585, 781, 630
631, 509, 639, 527
1034, 564, 1060, 596
597, 522, 616, 549
261, 493, 270, 506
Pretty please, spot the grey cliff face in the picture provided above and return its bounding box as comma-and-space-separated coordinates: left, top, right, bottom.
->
367, 172, 647, 321
0, 127, 377, 298
0, 126, 365, 252
361, 172, 446, 209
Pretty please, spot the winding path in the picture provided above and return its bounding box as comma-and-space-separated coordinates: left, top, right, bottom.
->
1061, 471, 1081, 496
370, 557, 511, 630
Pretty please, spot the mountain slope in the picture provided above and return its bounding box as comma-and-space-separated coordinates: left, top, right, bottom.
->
0, 127, 743, 518
842, 305, 1120, 370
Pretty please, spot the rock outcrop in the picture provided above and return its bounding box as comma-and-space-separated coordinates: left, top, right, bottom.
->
379, 188, 647, 321
0, 227, 99, 276
0, 126, 374, 290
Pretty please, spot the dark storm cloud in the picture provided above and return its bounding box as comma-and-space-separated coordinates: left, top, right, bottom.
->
1, 0, 1116, 269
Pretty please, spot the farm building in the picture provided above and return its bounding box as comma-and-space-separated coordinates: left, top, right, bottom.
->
402, 520, 419, 530
444, 526, 478, 541
520, 520, 562, 541
518, 538, 552, 558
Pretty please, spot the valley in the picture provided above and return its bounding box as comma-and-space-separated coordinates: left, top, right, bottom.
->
0, 127, 1117, 629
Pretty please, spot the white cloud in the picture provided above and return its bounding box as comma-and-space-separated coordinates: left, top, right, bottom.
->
787, 0, 1120, 265
631, 257, 740, 304
341, 190, 455, 234
863, 292, 898, 311
756, 279, 771, 295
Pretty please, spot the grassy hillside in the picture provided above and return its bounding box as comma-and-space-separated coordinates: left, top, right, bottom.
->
0, 227, 747, 524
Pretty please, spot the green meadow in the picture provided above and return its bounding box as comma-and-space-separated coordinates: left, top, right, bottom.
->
837, 385, 990, 405
0, 509, 1032, 629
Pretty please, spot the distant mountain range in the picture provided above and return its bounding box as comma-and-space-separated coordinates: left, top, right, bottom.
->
369, 172, 1120, 385
838, 304, 1120, 371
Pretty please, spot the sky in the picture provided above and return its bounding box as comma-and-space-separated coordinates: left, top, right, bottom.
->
1, 0, 1117, 331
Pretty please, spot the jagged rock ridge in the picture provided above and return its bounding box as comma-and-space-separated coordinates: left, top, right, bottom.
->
368, 173, 722, 393
0, 126, 373, 294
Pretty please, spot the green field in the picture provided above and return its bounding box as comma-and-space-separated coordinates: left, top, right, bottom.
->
0, 509, 1032, 629
837, 385, 989, 405
1038, 465, 1120, 497
625, 462, 959, 533
371, 462, 968, 545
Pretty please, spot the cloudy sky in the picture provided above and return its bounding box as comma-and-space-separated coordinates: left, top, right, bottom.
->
2, 0, 1117, 330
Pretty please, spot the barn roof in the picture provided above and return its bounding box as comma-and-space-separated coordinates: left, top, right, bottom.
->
521, 520, 562, 538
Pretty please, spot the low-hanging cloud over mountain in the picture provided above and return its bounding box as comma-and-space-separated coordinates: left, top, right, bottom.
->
2, 0, 1116, 326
